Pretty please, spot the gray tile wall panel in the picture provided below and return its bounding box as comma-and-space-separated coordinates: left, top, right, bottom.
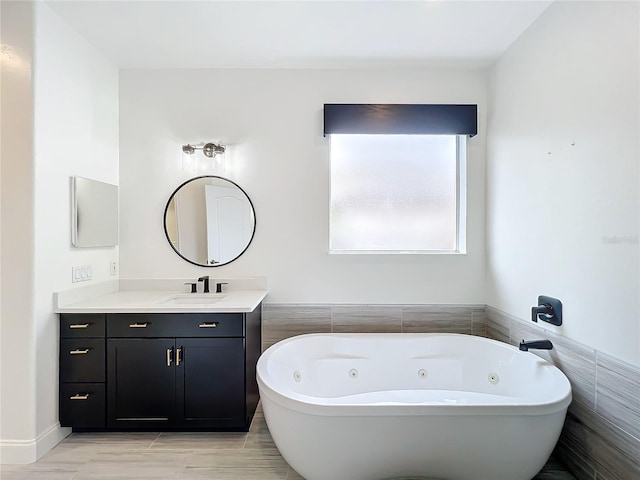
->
556, 411, 600, 476
533, 457, 579, 479
486, 306, 510, 343
264, 304, 486, 339
471, 307, 487, 337
509, 315, 546, 348
541, 330, 597, 410
595, 352, 640, 441
261, 304, 331, 351
331, 305, 402, 333
553, 442, 596, 480
568, 401, 640, 480
401, 305, 473, 334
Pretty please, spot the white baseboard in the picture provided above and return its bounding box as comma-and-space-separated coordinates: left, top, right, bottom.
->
0, 423, 71, 464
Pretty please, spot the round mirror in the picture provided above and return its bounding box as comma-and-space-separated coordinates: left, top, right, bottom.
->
163, 176, 256, 267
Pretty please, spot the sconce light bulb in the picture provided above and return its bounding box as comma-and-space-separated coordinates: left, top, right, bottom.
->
202, 143, 215, 157
213, 144, 226, 156
202, 143, 226, 158
182, 144, 196, 155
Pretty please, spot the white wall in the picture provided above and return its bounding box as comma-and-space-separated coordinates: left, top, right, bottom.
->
0, 1, 120, 463
119, 69, 487, 304
487, 1, 640, 366
0, 0, 38, 463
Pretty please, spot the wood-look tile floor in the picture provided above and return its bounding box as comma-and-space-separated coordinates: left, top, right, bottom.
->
0, 407, 576, 480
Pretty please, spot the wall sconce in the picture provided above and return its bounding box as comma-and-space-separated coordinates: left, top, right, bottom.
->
181, 142, 227, 172
182, 142, 226, 157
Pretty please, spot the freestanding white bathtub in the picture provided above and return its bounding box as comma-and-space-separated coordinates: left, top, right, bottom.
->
257, 333, 572, 480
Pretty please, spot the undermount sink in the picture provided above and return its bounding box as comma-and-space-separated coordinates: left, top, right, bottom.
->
157, 293, 227, 305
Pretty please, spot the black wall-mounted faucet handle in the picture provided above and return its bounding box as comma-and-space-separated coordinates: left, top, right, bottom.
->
215, 282, 228, 293
197, 276, 210, 293
531, 295, 562, 326
531, 304, 553, 321
184, 282, 197, 293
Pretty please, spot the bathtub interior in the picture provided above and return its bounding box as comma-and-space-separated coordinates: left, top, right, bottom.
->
260, 333, 571, 406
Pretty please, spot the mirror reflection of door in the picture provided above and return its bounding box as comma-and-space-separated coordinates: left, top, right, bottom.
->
205, 185, 253, 265
172, 185, 208, 264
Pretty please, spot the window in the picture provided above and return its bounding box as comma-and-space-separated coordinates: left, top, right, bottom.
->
329, 134, 466, 253
324, 104, 476, 254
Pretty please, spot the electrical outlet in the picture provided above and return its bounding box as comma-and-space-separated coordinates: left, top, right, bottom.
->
110, 261, 118, 276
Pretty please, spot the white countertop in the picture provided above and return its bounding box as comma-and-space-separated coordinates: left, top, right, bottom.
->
54, 278, 268, 313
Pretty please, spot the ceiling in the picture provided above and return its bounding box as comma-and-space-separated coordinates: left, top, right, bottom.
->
44, 0, 553, 69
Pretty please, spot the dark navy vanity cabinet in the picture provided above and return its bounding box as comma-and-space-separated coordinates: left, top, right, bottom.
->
59, 306, 261, 431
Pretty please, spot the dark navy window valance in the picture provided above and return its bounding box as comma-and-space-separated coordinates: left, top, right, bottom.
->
323, 104, 477, 137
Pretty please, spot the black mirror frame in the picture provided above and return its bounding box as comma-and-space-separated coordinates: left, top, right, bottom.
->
163, 175, 256, 267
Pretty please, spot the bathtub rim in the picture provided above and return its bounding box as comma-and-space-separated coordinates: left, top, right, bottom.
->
257, 332, 572, 417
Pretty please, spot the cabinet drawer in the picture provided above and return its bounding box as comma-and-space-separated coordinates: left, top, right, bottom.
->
60, 383, 105, 429
60, 339, 105, 382
61, 314, 105, 338
107, 313, 244, 338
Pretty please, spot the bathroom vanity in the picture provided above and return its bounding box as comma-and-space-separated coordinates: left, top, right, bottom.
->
57, 173, 264, 431
56, 282, 266, 432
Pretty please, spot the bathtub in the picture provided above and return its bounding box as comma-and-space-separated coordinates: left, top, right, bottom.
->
256, 333, 572, 480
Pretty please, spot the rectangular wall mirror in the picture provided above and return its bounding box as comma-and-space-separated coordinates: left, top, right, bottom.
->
71, 176, 119, 247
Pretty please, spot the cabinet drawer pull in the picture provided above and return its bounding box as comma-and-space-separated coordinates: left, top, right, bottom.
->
70, 393, 90, 400
129, 323, 149, 328
69, 348, 90, 355
198, 322, 218, 328
167, 347, 173, 367
69, 323, 90, 329
176, 347, 182, 366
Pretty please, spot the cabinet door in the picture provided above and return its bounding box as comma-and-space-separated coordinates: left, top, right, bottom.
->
176, 337, 245, 428
107, 338, 176, 428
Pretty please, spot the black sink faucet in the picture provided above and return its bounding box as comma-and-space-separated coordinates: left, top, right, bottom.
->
519, 339, 553, 352
197, 276, 210, 293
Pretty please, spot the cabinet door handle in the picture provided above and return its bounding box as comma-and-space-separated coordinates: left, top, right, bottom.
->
198, 322, 218, 328
129, 323, 149, 328
167, 347, 173, 367
69, 348, 90, 355
70, 393, 90, 400
176, 347, 182, 366
69, 323, 90, 329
